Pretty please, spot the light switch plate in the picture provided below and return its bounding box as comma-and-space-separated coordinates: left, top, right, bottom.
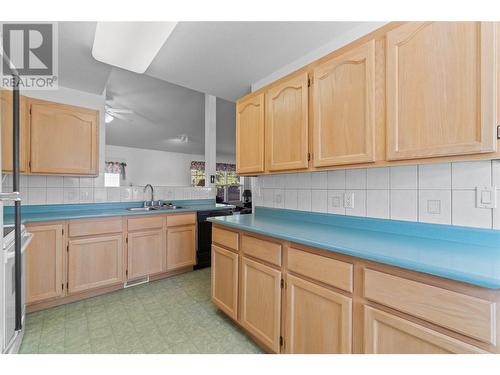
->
344, 191, 354, 209
476, 186, 497, 209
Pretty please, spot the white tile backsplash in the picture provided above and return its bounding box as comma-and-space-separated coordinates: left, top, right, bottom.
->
257, 160, 500, 229
327, 190, 345, 215
7, 174, 212, 207
311, 189, 327, 213
63, 176, 80, 188
274, 189, 284, 208
346, 169, 367, 189
284, 189, 298, 210
345, 189, 366, 217
46, 176, 64, 188
390, 165, 417, 189
46, 188, 63, 204
452, 161, 492, 189
452, 190, 492, 228
367, 167, 389, 190
366, 190, 390, 219
311, 172, 328, 189
28, 187, 46, 205
327, 170, 346, 189
390, 190, 418, 221
418, 190, 452, 225
419, 163, 451, 189
297, 190, 312, 212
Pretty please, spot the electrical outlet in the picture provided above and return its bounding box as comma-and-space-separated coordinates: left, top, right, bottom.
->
476, 186, 497, 209
344, 192, 354, 209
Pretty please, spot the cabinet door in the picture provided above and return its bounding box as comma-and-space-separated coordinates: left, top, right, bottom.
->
211, 245, 238, 320
30, 101, 98, 174
1, 91, 29, 172
26, 224, 64, 304
236, 93, 265, 174
364, 306, 487, 354
166, 225, 196, 271
67, 234, 123, 294
285, 274, 352, 353
386, 22, 497, 160
312, 40, 376, 167
240, 256, 281, 353
127, 229, 164, 279
266, 72, 309, 171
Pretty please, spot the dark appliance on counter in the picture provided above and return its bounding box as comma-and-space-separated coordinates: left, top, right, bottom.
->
195, 209, 233, 269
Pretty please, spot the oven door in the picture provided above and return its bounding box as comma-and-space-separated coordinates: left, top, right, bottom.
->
3, 232, 31, 353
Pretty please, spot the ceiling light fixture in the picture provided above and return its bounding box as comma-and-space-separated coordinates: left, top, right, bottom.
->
105, 113, 114, 123
168, 135, 190, 144
92, 22, 177, 74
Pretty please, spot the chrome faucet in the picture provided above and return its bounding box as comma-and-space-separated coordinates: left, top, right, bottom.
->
143, 184, 154, 207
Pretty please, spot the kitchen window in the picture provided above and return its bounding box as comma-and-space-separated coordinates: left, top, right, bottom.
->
191, 161, 242, 202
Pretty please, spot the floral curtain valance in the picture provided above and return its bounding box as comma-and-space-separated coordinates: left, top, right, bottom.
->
105, 161, 127, 180
190, 161, 236, 172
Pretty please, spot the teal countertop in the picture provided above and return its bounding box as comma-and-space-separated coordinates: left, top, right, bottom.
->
208, 207, 500, 289
4, 199, 234, 225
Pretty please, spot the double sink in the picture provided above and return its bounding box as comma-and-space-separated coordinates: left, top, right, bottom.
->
127, 203, 183, 212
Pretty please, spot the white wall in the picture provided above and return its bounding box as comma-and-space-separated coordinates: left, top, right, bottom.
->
251, 22, 387, 91
106, 144, 235, 187
252, 161, 500, 230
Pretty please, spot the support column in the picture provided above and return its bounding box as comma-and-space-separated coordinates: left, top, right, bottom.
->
204, 94, 216, 188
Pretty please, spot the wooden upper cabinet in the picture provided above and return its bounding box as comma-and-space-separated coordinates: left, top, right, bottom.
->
386, 22, 497, 160
30, 100, 99, 175
1, 90, 29, 172
266, 72, 309, 171
236, 93, 265, 174
312, 39, 376, 167
26, 224, 65, 304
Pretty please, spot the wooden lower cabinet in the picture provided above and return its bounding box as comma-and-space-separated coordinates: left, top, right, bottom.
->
211, 245, 239, 320
67, 234, 124, 294
285, 274, 352, 353
240, 256, 282, 353
166, 225, 196, 271
127, 229, 164, 279
363, 306, 486, 354
26, 224, 65, 304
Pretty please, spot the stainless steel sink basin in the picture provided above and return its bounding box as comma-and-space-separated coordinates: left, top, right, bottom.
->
157, 205, 183, 210
127, 207, 154, 212
127, 205, 183, 212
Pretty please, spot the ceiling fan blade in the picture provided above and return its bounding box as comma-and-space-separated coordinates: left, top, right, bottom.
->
109, 112, 133, 122
109, 108, 134, 114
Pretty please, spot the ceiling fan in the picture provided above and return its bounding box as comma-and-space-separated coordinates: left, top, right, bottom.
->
105, 104, 134, 123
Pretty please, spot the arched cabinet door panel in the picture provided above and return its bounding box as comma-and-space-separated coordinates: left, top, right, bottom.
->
236, 93, 265, 174
266, 72, 309, 172
386, 22, 497, 160
312, 39, 376, 167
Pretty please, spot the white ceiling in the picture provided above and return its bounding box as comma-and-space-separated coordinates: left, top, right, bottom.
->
105, 68, 235, 155
146, 22, 362, 101
56, 21, 372, 156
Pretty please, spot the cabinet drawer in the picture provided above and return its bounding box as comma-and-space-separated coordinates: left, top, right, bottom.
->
212, 226, 239, 251
241, 234, 281, 267
127, 216, 164, 232
69, 218, 123, 237
287, 247, 353, 293
166, 213, 196, 227
364, 269, 496, 344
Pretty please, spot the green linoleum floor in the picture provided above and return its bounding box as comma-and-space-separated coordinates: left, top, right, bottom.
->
19, 268, 263, 354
